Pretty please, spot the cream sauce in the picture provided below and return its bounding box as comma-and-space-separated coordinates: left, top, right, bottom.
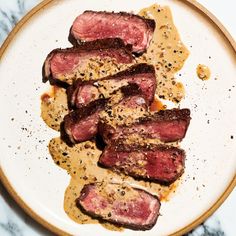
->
49, 137, 180, 228
99, 91, 148, 127
41, 86, 68, 131
41, 4, 189, 230
58, 57, 130, 85
196, 64, 211, 80
138, 4, 189, 103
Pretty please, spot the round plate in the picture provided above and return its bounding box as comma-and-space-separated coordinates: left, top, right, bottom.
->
0, 0, 235, 235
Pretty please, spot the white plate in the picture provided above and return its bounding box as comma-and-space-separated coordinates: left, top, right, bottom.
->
0, 0, 235, 235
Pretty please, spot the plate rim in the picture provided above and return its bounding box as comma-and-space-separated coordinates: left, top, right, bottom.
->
0, 0, 235, 235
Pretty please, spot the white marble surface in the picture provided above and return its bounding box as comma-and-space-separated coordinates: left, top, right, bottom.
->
0, 0, 235, 235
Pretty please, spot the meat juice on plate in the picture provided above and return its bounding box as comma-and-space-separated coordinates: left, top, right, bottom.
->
41, 4, 189, 230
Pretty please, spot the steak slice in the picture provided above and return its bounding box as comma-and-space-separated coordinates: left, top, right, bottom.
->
69, 11, 155, 54
61, 99, 107, 144
67, 63, 156, 109
76, 183, 160, 230
99, 143, 185, 185
100, 108, 191, 144
42, 38, 133, 87
62, 84, 148, 145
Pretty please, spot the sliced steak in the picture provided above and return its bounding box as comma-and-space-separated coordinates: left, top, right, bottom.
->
42, 38, 133, 87
61, 99, 107, 144
100, 108, 191, 144
99, 143, 185, 185
76, 183, 160, 230
69, 11, 155, 54
67, 63, 156, 109
62, 84, 148, 145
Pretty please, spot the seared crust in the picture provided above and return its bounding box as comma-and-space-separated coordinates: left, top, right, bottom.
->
63, 84, 147, 145
62, 99, 107, 145
112, 142, 185, 153
99, 143, 185, 185
64, 99, 107, 124
67, 63, 156, 109
42, 38, 133, 87
69, 11, 156, 50
68, 63, 155, 87
99, 108, 191, 144
76, 183, 161, 230
69, 37, 132, 51
145, 18, 156, 31
101, 63, 155, 80
119, 83, 142, 96
139, 108, 191, 123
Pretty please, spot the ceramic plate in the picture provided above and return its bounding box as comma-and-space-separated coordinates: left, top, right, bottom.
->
0, 0, 235, 235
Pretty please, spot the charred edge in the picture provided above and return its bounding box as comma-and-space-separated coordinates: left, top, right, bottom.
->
45, 39, 132, 55
120, 83, 141, 96
42, 61, 48, 83
42, 63, 70, 88
145, 18, 156, 31
66, 80, 84, 110
42, 50, 55, 83
109, 83, 143, 98
68, 26, 79, 46
76, 183, 160, 230
139, 109, 191, 123
48, 77, 70, 89
42, 48, 72, 88
77, 184, 92, 202
113, 143, 186, 153
65, 99, 107, 122
68, 31, 133, 55
68, 37, 132, 51
97, 121, 114, 143
60, 121, 74, 146
100, 63, 155, 81
95, 134, 106, 151
66, 83, 75, 110
77, 202, 159, 231
61, 99, 107, 145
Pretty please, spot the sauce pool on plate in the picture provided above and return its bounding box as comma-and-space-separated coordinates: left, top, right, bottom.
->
196, 64, 211, 80
139, 4, 189, 103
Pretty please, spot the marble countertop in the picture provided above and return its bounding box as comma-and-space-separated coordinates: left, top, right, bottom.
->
0, 0, 235, 235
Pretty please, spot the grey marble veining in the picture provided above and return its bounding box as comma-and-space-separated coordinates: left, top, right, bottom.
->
186, 216, 225, 236
0, 0, 234, 235
0, 0, 41, 43
0, 182, 53, 236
